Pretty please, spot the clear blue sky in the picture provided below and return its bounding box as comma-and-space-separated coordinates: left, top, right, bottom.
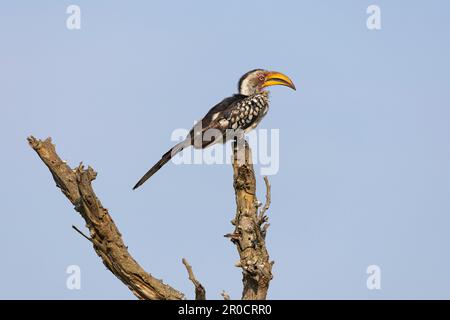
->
1, 1, 450, 299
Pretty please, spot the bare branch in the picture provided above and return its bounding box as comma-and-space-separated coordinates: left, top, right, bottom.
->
258, 176, 271, 223
230, 139, 273, 300
221, 290, 231, 300
28, 136, 185, 300
72, 225, 93, 243
182, 258, 206, 300
29, 135, 275, 300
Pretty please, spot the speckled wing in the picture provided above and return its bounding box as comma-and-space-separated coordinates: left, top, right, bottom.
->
188, 94, 248, 149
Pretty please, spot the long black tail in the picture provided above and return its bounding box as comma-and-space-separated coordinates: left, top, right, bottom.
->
133, 141, 186, 190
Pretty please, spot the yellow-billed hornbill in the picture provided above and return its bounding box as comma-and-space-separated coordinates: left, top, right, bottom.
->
133, 69, 295, 190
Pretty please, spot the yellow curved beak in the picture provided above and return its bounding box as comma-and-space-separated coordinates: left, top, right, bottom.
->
262, 71, 296, 90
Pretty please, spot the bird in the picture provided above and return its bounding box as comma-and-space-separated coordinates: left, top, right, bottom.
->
133, 69, 296, 190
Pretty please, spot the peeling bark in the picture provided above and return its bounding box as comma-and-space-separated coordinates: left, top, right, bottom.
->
28, 136, 184, 300
228, 140, 273, 300
29, 135, 273, 300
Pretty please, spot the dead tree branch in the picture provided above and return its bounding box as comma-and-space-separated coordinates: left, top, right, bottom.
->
28, 136, 184, 300
229, 139, 273, 300
71, 225, 93, 243
29, 135, 275, 300
258, 177, 271, 223
182, 258, 206, 300
221, 290, 231, 300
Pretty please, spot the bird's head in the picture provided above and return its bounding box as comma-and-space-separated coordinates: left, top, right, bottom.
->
238, 69, 296, 96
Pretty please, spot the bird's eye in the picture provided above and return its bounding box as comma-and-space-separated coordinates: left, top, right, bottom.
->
258, 74, 265, 81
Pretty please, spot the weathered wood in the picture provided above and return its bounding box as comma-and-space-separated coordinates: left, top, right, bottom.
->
29, 135, 273, 300
229, 140, 273, 300
28, 136, 185, 300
